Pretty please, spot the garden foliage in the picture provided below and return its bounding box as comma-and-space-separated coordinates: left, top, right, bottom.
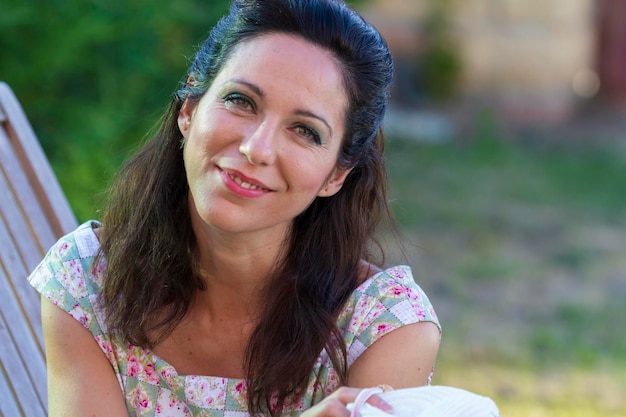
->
1, 0, 230, 219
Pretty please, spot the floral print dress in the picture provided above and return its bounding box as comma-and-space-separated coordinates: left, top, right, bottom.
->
28, 221, 440, 416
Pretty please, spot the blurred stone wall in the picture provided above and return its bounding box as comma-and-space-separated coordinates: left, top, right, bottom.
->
362, 0, 596, 124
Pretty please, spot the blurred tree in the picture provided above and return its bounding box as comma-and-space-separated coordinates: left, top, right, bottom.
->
0, 0, 230, 219
417, 0, 462, 101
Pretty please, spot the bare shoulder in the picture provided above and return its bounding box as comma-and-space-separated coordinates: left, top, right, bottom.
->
349, 261, 441, 388
42, 297, 128, 416
347, 321, 441, 389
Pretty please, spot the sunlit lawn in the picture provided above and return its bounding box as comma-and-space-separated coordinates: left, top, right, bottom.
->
384, 123, 626, 415
435, 361, 625, 416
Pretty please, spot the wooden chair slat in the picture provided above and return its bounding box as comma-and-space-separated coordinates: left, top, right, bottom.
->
0, 83, 76, 241
0, 153, 46, 274
0, 294, 47, 416
0, 115, 58, 260
0, 81, 78, 416
0, 359, 29, 417
0, 214, 45, 351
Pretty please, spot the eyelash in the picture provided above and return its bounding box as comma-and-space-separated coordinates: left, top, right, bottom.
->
223, 93, 255, 110
295, 124, 321, 145
222, 92, 322, 145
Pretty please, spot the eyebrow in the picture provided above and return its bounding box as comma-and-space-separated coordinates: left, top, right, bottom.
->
294, 109, 332, 137
226, 78, 333, 136
228, 78, 265, 97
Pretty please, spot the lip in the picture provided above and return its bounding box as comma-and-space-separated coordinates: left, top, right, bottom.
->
218, 167, 273, 198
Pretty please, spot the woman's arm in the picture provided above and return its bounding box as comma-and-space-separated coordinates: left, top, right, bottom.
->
42, 296, 130, 417
301, 322, 440, 416
347, 321, 441, 388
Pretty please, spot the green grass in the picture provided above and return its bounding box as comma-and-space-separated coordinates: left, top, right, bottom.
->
384, 131, 626, 415
386, 135, 626, 229
433, 362, 626, 417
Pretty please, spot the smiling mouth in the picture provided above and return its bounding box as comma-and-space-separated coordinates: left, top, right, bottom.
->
227, 172, 270, 191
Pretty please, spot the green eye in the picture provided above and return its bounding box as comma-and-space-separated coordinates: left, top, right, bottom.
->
296, 125, 321, 145
224, 93, 255, 110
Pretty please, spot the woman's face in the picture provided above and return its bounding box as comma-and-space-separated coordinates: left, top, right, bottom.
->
179, 33, 350, 239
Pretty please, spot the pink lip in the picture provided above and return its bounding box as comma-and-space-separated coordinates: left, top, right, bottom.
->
219, 167, 273, 198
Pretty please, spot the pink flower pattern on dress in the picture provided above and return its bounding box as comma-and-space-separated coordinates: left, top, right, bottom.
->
128, 386, 154, 416
348, 296, 385, 334
156, 390, 192, 417
128, 356, 142, 378
57, 241, 71, 257
27, 222, 440, 416
144, 362, 160, 385
185, 376, 227, 409
376, 323, 392, 334
57, 259, 88, 300
68, 302, 92, 328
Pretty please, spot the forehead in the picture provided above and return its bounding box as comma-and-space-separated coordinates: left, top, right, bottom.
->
214, 33, 348, 107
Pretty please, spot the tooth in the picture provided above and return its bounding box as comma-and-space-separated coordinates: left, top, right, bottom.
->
230, 173, 259, 190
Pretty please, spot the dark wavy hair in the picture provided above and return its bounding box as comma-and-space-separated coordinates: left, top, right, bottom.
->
98, 0, 394, 414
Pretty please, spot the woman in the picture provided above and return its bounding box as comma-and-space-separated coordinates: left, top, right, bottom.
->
29, 0, 441, 415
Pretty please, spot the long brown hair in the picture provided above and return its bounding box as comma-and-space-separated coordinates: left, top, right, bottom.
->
98, 0, 394, 414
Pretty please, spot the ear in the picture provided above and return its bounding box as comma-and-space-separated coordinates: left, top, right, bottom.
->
317, 166, 353, 197
177, 99, 195, 138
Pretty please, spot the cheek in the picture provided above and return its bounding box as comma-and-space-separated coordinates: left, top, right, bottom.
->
287, 157, 337, 193
185, 116, 233, 155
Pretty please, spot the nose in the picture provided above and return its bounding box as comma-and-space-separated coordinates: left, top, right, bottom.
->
239, 121, 278, 166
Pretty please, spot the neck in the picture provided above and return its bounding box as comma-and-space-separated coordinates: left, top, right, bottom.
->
190, 218, 289, 318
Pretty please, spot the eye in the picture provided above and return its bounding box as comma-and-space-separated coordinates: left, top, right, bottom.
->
295, 124, 321, 145
223, 93, 255, 111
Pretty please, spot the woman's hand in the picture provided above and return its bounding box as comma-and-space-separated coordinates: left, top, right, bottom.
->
301, 387, 393, 417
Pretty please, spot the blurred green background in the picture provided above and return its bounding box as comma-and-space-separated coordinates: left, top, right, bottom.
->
2, 0, 625, 416
1, 0, 232, 218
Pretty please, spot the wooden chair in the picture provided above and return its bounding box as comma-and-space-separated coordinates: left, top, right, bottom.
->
0, 82, 77, 416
